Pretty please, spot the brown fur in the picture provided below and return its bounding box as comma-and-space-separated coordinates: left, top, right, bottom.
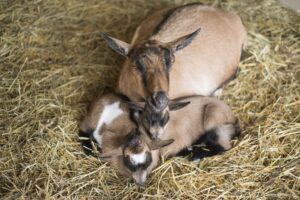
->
79, 94, 161, 183
158, 95, 239, 157
117, 4, 246, 100
80, 93, 239, 185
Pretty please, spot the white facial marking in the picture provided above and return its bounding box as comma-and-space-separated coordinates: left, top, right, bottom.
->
93, 102, 123, 147
131, 151, 147, 165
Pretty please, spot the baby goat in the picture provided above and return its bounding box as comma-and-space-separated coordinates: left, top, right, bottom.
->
79, 93, 173, 187
132, 95, 240, 160
80, 93, 240, 186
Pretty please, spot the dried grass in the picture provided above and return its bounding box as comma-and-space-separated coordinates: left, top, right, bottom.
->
0, 0, 299, 199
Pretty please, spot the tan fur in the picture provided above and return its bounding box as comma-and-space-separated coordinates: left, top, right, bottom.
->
158, 96, 238, 157
79, 93, 129, 132
80, 94, 239, 184
80, 94, 160, 180
117, 4, 246, 99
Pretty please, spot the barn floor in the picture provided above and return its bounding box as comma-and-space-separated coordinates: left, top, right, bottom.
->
0, 0, 299, 199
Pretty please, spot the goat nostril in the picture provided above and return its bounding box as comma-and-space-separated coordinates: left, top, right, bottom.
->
152, 91, 168, 109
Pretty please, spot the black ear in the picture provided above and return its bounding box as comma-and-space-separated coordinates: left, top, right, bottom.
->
168, 28, 201, 52
149, 139, 174, 150
100, 32, 130, 56
169, 101, 190, 111
126, 101, 145, 112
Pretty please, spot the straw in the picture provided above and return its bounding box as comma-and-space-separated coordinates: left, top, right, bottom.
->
0, 0, 299, 199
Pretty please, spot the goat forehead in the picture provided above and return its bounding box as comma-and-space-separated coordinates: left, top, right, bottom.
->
131, 151, 147, 164
131, 46, 162, 60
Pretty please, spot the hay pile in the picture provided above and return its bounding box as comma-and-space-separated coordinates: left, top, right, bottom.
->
1, 0, 299, 199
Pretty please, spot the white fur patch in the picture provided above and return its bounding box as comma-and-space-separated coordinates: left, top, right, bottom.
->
93, 102, 123, 147
131, 152, 147, 165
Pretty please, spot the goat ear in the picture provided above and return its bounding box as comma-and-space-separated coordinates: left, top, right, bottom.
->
100, 32, 130, 56
126, 101, 145, 112
99, 147, 122, 159
149, 139, 174, 150
168, 28, 201, 52
169, 101, 190, 111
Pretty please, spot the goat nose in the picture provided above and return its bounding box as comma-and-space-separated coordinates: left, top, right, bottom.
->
137, 182, 145, 190
151, 91, 168, 110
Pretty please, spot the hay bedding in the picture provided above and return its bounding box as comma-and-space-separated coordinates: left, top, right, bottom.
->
0, 0, 299, 199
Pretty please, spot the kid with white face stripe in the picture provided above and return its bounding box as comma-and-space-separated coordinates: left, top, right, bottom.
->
79, 93, 240, 188
79, 93, 173, 187
92, 101, 123, 148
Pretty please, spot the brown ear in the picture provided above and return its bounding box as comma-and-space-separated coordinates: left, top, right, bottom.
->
169, 101, 190, 111
168, 28, 201, 52
100, 32, 130, 56
99, 147, 123, 159
149, 139, 174, 150
126, 101, 145, 111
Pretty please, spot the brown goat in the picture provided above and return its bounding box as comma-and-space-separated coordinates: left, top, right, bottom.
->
79, 93, 172, 187
132, 95, 240, 160
101, 3, 246, 138
80, 93, 240, 187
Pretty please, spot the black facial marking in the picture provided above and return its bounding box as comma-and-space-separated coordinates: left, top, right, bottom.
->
124, 155, 138, 172
147, 109, 163, 127
163, 48, 172, 73
135, 59, 148, 88
123, 152, 152, 172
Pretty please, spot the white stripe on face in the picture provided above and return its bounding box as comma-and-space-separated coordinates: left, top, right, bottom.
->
131, 151, 147, 165
93, 101, 123, 147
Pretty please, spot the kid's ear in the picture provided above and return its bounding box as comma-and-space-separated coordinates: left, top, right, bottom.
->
169, 101, 190, 111
148, 139, 174, 150
126, 101, 145, 112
